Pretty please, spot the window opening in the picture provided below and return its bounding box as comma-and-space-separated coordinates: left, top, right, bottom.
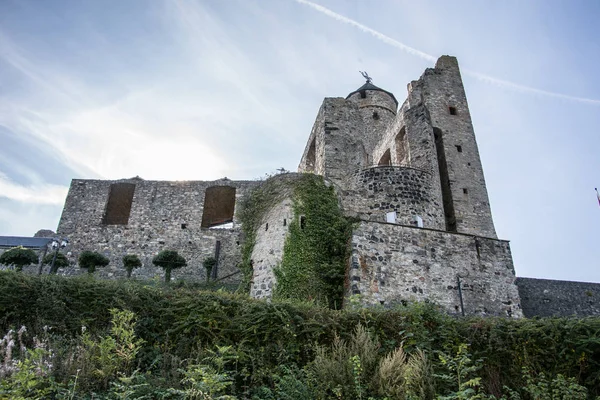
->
181, 223, 187, 229
201, 186, 236, 228
378, 149, 391, 166
433, 128, 457, 232
456, 145, 462, 153
463, 188, 468, 194
395, 127, 408, 165
372, 111, 379, 120
265, 223, 269, 231
300, 215, 306, 230
449, 106, 457, 115
102, 183, 135, 225
283, 219, 287, 226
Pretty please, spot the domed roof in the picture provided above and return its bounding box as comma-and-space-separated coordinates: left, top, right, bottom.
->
346, 81, 398, 106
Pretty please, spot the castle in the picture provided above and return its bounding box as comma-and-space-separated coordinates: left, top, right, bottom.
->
52, 55, 526, 317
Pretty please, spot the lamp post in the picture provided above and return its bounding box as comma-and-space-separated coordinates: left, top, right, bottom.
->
49, 238, 69, 274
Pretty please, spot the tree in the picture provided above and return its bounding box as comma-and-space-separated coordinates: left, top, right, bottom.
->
122, 254, 142, 278
0, 246, 38, 272
42, 252, 70, 274
152, 250, 187, 283
203, 256, 217, 283
78, 251, 110, 274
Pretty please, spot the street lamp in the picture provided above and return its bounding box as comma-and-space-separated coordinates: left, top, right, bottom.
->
49, 238, 69, 274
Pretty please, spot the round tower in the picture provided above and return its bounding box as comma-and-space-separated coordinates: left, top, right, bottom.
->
346, 78, 398, 165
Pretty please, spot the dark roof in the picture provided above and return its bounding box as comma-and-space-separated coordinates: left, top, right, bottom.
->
346, 82, 398, 106
0, 236, 54, 249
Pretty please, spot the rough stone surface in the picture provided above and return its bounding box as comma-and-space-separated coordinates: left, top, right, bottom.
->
44, 55, 600, 318
348, 221, 522, 317
517, 277, 600, 317
56, 177, 260, 281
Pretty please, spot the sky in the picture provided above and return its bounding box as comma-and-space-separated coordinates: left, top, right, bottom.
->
1, 0, 599, 282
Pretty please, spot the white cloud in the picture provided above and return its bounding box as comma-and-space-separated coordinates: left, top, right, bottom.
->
0, 173, 68, 205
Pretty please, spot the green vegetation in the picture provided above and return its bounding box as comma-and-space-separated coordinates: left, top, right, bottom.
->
238, 173, 353, 308
152, 249, 187, 282
78, 251, 110, 274
203, 256, 217, 282
42, 252, 70, 274
122, 254, 142, 278
0, 271, 598, 399
274, 174, 353, 309
0, 246, 38, 271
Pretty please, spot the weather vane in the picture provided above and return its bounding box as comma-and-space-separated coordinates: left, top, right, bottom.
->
359, 71, 372, 83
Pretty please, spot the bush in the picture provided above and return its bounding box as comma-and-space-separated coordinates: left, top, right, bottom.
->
78, 251, 109, 274
122, 254, 142, 278
42, 252, 70, 274
152, 250, 186, 283
203, 257, 217, 282
0, 247, 38, 272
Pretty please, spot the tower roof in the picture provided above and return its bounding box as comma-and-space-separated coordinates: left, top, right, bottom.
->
346, 81, 398, 106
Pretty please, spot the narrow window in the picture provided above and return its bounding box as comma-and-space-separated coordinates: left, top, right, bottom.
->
467, 162, 471, 166
360, 90, 366, 99
102, 183, 135, 225
456, 145, 462, 153
395, 127, 408, 166
201, 186, 236, 228
463, 188, 468, 194
300, 216, 306, 230
449, 106, 457, 115
265, 223, 269, 231
283, 219, 287, 226
372, 111, 379, 120
433, 128, 457, 232
181, 223, 187, 229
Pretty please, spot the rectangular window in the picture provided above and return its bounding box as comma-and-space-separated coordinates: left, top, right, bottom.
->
456, 145, 463, 153
449, 106, 457, 115
102, 183, 135, 225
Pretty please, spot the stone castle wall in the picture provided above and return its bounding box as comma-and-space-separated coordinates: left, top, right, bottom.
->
347, 220, 522, 317
342, 166, 445, 230
55, 177, 260, 281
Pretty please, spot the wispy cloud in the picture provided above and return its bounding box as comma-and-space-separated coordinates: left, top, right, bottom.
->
0, 173, 67, 205
295, 0, 600, 106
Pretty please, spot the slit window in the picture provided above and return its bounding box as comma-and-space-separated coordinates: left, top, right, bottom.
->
456, 145, 462, 153
283, 219, 287, 226
449, 106, 457, 115
181, 223, 187, 229
300, 216, 306, 230
265, 223, 269, 231
102, 183, 135, 225
463, 188, 468, 194
372, 111, 379, 120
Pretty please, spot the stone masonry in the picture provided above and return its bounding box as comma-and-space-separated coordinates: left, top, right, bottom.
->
40, 55, 600, 317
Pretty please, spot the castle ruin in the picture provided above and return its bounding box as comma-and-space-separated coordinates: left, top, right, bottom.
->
54, 56, 523, 316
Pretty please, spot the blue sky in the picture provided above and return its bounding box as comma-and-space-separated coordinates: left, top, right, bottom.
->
1, 0, 599, 282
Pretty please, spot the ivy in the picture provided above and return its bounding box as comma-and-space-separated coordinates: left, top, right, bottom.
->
273, 174, 353, 309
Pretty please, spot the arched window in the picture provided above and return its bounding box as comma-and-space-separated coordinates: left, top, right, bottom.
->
378, 149, 391, 166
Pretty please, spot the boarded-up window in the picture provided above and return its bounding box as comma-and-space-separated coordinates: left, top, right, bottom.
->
378, 149, 391, 166
201, 186, 236, 228
102, 183, 135, 225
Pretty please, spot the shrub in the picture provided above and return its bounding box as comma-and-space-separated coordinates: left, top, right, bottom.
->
0, 247, 38, 272
42, 252, 70, 274
203, 257, 217, 282
122, 254, 142, 278
152, 250, 187, 282
78, 251, 110, 274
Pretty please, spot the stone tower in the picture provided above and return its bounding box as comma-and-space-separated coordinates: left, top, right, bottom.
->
294, 55, 522, 317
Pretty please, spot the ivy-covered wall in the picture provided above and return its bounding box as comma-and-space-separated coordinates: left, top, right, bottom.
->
239, 173, 353, 309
